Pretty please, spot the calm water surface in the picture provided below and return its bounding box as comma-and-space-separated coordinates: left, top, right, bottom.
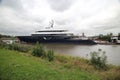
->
43, 43, 120, 66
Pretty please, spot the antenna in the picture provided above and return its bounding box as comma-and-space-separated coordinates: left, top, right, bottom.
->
49, 20, 54, 28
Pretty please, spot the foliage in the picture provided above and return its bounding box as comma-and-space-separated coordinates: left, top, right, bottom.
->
0, 49, 120, 80
7, 44, 30, 52
98, 33, 112, 42
90, 49, 107, 70
32, 42, 45, 57
100, 69, 120, 80
47, 50, 54, 61
0, 41, 30, 52
118, 33, 120, 40
0, 40, 6, 48
32, 42, 54, 61
0, 34, 11, 38
0, 49, 99, 80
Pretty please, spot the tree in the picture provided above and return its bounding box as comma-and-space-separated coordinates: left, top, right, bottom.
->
90, 49, 107, 70
118, 33, 120, 40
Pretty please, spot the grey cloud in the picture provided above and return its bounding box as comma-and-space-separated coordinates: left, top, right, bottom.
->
89, 21, 120, 35
0, 20, 36, 36
0, 0, 120, 36
0, 0, 2, 4
0, 0, 23, 11
0, 0, 46, 36
17, 14, 45, 25
93, 25, 119, 30
88, 7, 120, 34
55, 19, 70, 26
47, 0, 74, 12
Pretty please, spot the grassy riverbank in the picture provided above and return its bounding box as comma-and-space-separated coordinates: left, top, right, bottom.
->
0, 48, 120, 80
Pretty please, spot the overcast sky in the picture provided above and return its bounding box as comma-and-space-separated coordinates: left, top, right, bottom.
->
0, 0, 120, 36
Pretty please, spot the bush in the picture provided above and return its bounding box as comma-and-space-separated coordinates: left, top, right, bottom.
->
32, 42, 54, 61
0, 40, 30, 52
47, 50, 54, 61
32, 42, 45, 57
90, 49, 107, 70
7, 44, 30, 53
0, 41, 6, 49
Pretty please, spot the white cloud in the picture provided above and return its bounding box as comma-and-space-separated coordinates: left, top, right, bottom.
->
46, 0, 75, 12
0, 0, 120, 36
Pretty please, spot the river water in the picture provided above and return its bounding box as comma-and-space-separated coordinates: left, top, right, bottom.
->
43, 43, 120, 66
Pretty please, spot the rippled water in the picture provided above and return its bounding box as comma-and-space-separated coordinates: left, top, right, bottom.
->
43, 43, 120, 65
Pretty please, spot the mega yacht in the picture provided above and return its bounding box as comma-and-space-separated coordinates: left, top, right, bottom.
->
18, 21, 96, 44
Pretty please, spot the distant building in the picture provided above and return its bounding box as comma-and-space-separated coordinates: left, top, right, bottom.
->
1, 37, 20, 44
111, 35, 120, 44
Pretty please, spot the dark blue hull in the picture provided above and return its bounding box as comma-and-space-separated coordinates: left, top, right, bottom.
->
17, 36, 97, 45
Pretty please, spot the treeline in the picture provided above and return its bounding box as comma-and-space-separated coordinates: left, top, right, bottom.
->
0, 34, 11, 38
98, 33, 120, 42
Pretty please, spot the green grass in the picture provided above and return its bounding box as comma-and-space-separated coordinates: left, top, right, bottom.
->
0, 49, 99, 80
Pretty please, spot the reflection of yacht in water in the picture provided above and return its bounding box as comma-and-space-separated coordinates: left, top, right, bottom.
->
18, 21, 96, 44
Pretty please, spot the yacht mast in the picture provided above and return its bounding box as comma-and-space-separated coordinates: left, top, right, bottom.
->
50, 20, 54, 28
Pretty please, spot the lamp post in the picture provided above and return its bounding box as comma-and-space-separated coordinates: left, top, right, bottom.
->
11, 36, 14, 44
